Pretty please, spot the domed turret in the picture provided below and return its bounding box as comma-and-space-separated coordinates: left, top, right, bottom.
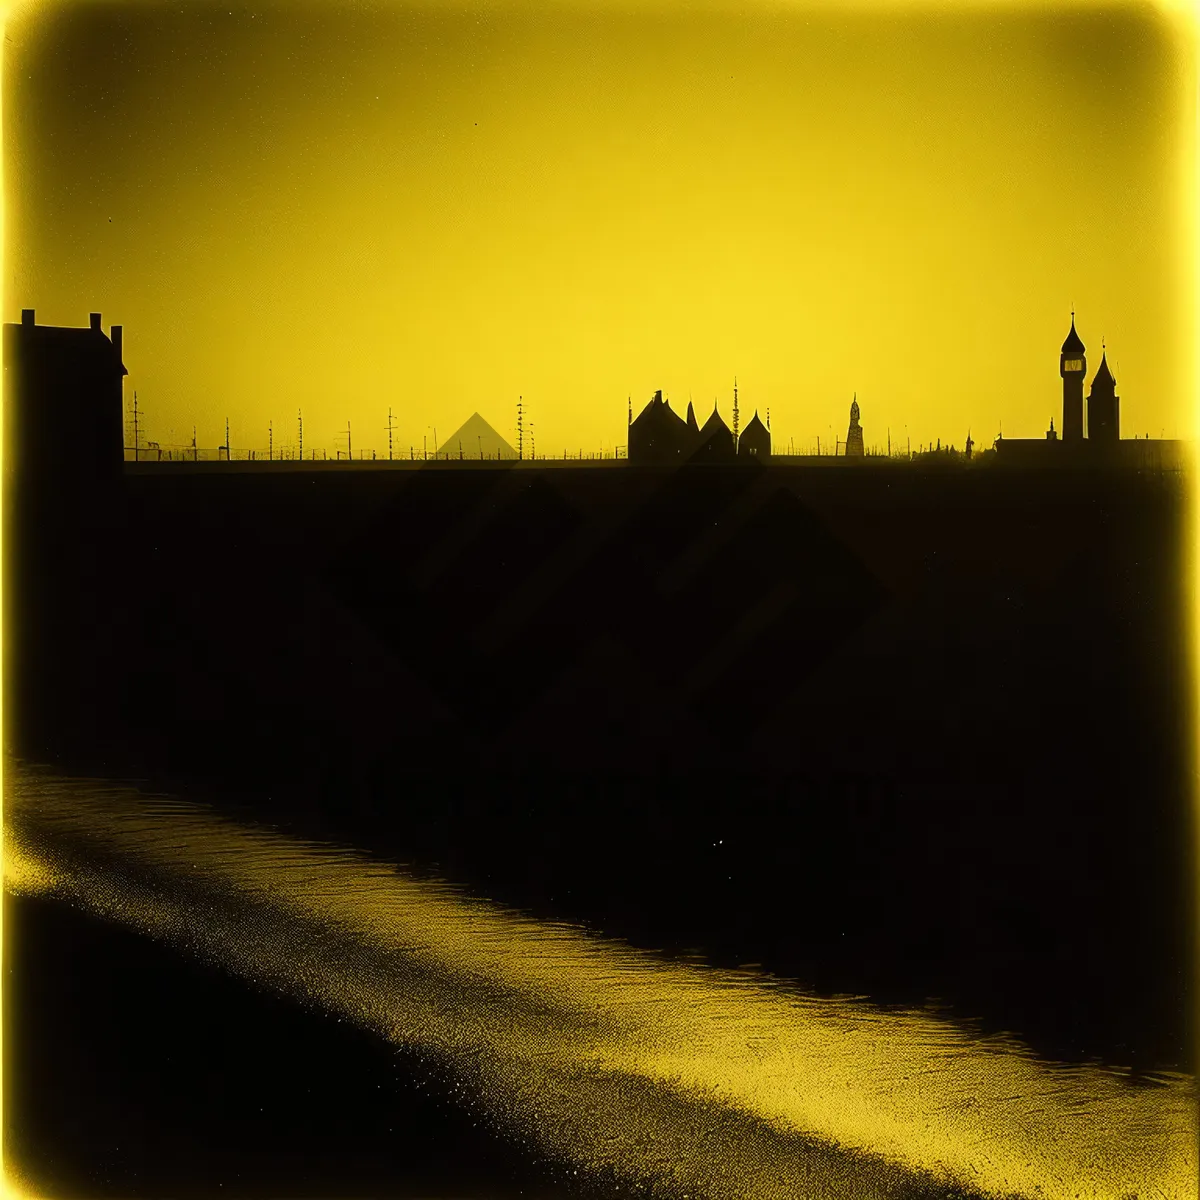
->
1061, 314, 1086, 356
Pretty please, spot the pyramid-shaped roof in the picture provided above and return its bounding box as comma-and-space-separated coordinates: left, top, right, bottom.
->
1091, 350, 1116, 390
436, 412, 517, 459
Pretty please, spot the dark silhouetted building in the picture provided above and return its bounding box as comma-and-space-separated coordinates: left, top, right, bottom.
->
1087, 350, 1119, 445
738, 410, 771, 459
1060, 314, 1086, 443
4, 309, 127, 488
628, 390, 693, 462
4, 309, 129, 767
693, 402, 736, 461
845, 397, 864, 457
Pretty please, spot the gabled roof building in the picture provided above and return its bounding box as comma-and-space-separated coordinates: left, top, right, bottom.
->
737, 410, 771, 459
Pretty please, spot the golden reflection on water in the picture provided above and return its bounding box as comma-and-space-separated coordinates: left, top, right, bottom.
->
4, 764, 1196, 1200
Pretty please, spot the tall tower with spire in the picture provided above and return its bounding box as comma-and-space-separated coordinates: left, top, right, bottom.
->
1087, 344, 1120, 445
845, 395, 864, 457
732, 377, 740, 445
1060, 312, 1087, 443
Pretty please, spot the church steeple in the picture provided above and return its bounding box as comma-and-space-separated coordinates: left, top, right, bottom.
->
1088, 345, 1119, 445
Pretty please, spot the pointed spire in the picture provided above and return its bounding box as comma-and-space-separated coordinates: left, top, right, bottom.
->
1061, 311, 1086, 354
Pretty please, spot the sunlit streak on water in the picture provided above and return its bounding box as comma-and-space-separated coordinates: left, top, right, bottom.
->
4, 763, 1196, 1200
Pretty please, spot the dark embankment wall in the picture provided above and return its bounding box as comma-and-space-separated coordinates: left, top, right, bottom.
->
7, 460, 1195, 1072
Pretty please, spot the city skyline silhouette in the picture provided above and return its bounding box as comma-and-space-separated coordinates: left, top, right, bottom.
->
4, 2, 1194, 459
4, 4, 1197, 1199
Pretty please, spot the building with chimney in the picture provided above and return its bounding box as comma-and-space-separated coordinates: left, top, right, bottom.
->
4, 309, 127, 488
4, 310, 130, 763
628, 390, 693, 462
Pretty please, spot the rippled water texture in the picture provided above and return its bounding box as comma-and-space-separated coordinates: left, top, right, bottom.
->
4, 763, 1196, 1200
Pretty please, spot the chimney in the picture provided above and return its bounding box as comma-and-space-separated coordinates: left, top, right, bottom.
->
21, 309, 34, 325
89, 312, 102, 331
111, 325, 123, 362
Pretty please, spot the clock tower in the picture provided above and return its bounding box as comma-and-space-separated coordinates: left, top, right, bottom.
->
1060, 312, 1086, 442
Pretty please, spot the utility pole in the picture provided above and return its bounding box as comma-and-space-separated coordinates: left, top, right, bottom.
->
132, 391, 139, 461
887, 427, 891, 457
517, 396, 524, 461
298, 410, 303, 462
192, 425, 197, 462
387, 407, 395, 461
529, 422, 535, 461
269, 420, 273, 462
347, 420, 352, 462
225, 417, 230, 461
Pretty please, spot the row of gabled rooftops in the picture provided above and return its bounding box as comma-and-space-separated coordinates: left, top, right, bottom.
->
628, 389, 770, 463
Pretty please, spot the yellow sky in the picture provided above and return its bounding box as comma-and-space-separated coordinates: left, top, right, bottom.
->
4, 0, 1196, 455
